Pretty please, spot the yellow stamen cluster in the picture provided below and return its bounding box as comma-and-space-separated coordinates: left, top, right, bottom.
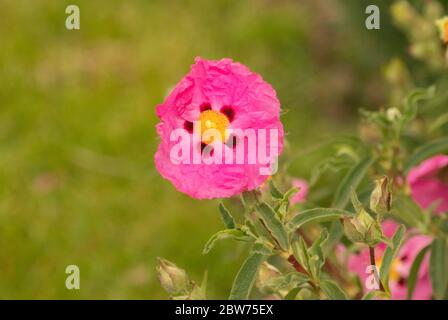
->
198, 110, 229, 144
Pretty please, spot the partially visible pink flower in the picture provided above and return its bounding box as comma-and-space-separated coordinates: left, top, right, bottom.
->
154, 57, 284, 199
407, 154, 448, 214
345, 220, 432, 300
290, 178, 309, 204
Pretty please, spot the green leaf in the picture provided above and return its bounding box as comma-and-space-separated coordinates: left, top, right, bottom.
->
362, 290, 390, 300
284, 287, 301, 300
202, 229, 253, 255
229, 253, 266, 300
404, 137, 448, 173
292, 237, 311, 274
379, 225, 406, 287
251, 241, 274, 255
265, 272, 310, 292
256, 202, 289, 250
350, 187, 363, 213
430, 237, 448, 300
283, 187, 299, 201
269, 180, 283, 199
402, 86, 435, 124
218, 203, 236, 229
407, 245, 430, 300
320, 280, 348, 300
308, 229, 329, 279
332, 156, 375, 209
287, 208, 353, 232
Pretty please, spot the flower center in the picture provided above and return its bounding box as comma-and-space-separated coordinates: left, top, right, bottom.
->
198, 110, 229, 144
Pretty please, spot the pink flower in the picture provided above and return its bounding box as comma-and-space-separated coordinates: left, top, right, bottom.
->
290, 178, 309, 204
154, 57, 284, 199
345, 220, 432, 300
407, 154, 448, 214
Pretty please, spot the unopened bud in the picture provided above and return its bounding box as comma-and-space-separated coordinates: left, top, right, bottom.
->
343, 190, 383, 246
370, 176, 392, 220
386, 108, 402, 122
343, 210, 383, 247
156, 258, 190, 295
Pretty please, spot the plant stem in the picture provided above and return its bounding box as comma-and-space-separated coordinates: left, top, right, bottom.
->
287, 254, 318, 292
369, 246, 385, 291
287, 254, 307, 274
297, 229, 351, 286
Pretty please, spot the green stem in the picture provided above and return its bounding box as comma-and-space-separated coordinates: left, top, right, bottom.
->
369, 246, 385, 292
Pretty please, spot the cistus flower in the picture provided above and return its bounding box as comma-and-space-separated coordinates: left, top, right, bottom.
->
290, 178, 309, 205
154, 57, 284, 199
407, 154, 448, 214
343, 221, 432, 300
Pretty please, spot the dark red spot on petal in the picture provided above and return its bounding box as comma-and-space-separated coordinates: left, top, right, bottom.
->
397, 277, 406, 286
220, 106, 235, 122
200, 103, 212, 112
184, 121, 193, 133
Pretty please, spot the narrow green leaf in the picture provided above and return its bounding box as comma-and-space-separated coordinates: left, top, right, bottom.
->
292, 237, 310, 274
269, 180, 283, 199
202, 229, 253, 255
350, 187, 363, 213
362, 290, 390, 300
256, 202, 289, 250
320, 280, 348, 300
284, 287, 301, 300
407, 245, 430, 300
380, 225, 406, 286
404, 137, 448, 173
308, 229, 329, 279
283, 187, 299, 201
287, 208, 353, 232
229, 253, 266, 300
430, 237, 448, 300
402, 86, 435, 124
218, 203, 236, 229
251, 241, 274, 255
332, 156, 375, 209
265, 272, 310, 292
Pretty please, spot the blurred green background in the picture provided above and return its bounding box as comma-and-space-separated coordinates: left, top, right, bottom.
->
0, 0, 412, 298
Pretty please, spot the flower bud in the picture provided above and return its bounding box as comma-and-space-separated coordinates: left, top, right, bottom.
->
370, 176, 392, 220
386, 108, 402, 122
343, 190, 383, 246
156, 258, 190, 295
343, 209, 383, 247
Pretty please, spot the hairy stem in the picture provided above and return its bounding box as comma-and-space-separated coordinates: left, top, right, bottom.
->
297, 229, 351, 286
287, 254, 318, 292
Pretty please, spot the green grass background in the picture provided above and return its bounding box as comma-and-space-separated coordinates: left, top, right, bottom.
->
0, 0, 408, 298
